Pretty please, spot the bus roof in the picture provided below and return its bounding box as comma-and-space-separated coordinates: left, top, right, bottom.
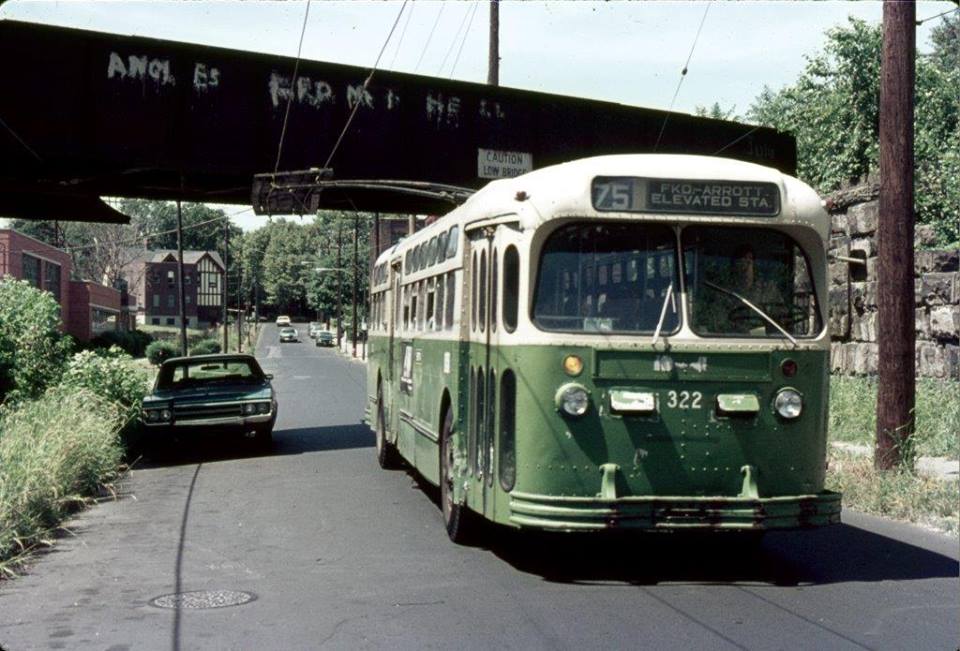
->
376, 154, 828, 267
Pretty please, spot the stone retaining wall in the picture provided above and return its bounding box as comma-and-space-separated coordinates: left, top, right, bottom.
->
825, 177, 959, 379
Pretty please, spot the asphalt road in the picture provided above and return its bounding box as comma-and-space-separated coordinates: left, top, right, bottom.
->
1, 323, 957, 650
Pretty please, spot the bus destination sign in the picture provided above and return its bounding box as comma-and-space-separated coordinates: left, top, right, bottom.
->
592, 177, 781, 217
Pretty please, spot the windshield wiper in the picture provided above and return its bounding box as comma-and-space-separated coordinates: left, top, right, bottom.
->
703, 280, 798, 347
651, 282, 676, 347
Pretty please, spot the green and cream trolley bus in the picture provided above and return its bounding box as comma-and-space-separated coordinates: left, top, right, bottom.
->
366, 154, 841, 542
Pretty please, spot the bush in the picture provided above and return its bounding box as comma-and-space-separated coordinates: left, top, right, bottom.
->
0, 277, 72, 404
146, 340, 180, 366
89, 330, 154, 357
190, 338, 222, 356
60, 348, 149, 425
0, 389, 125, 574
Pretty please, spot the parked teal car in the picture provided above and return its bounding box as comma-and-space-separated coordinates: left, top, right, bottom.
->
141, 354, 277, 450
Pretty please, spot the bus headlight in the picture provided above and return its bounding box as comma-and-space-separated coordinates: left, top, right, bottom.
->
556, 383, 590, 417
774, 389, 803, 419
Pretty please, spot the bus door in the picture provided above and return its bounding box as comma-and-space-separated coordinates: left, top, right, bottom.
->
388, 261, 401, 382
466, 222, 502, 517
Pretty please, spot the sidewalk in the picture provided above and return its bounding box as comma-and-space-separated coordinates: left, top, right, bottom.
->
337, 337, 367, 362
830, 441, 960, 481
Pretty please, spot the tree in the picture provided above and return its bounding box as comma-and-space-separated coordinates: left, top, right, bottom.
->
694, 102, 738, 121
748, 16, 959, 245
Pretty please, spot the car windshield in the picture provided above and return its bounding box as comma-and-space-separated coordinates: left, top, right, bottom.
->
682, 226, 822, 338
533, 222, 679, 334
156, 358, 264, 390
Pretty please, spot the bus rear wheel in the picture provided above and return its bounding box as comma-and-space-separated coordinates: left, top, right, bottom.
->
375, 384, 400, 469
441, 408, 474, 544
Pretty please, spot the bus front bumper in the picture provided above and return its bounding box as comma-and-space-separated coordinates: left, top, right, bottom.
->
508, 491, 841, 531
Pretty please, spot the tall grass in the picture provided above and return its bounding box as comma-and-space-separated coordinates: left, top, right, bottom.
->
0, 389, 124, 575
827, 450, 959, 536
830, 376, 960, 460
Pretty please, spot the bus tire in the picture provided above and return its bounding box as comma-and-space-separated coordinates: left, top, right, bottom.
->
441, 408, 474, 544
375, 383, 401, 469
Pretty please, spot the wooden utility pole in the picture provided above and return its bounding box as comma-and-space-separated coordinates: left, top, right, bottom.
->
237, 263, 243, 353
876, 0, 916, 470
175, 197, 188, 356
336, 222, 344, 349
488, 0, 499, 86
352, 215, 359, 358
222, 218, 229, 353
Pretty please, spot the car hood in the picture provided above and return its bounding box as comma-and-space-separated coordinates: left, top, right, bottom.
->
145, 383, 273, 405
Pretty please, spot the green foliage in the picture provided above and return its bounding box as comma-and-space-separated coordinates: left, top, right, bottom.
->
145, 340, 180, 366
748, 17, 960, 245
0, 389, 125, 573
694, 102, 738, 121
89, 330, 154, 357
0, 277, 72, 404
189, 338, 222, 356
829, 376, 959, 460
826, 448, 958, 536
60, 348, 149, 425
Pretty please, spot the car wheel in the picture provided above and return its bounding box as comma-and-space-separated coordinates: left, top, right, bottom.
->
441, 408, 475, 544
375, 384, 401, 469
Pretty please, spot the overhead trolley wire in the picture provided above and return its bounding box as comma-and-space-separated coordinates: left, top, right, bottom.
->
916, 4, 959, 26
388, 0, 415, 69
273, 0, 314, 175
415, 2, 446, 72
449, 1, 481, 78
653, 1, 712, 151
438, 2, 475, 75
322, 1, 409, 170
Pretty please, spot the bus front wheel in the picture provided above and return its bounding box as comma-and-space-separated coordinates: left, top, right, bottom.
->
441, 408, 474, 544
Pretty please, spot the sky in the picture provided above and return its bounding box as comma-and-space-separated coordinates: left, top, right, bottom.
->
1, 0, 956, 231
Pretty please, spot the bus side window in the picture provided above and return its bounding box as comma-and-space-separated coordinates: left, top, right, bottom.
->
503, 246, 519, 333
446, 226, 460, 259
471, 251, 479, 332
445, 272, 456, 330
435, 273, 445, 330
479, 249, 487, 333
491, 249, 498, 333
426, 279, 436, 330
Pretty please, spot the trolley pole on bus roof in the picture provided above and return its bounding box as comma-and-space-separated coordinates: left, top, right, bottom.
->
876, 0, 916, 471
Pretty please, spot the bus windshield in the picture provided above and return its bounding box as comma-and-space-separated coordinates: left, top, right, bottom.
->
683, 226, 822, 338
533, 222, 679, 334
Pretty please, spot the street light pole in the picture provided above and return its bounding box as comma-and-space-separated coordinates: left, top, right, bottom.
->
176, 195, 188, 356
222, 218, 229, 353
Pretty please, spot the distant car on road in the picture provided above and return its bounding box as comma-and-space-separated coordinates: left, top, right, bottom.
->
275, 315, 291, 327
315, 330, 335, 347
141, 354, 277, 449
308, 322, 322, 338
279, 327, 299, 343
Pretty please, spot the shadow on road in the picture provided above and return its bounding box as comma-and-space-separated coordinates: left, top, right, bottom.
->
402, 470, 958, 586
134, 423, 373, 468
476, 522, 959, 586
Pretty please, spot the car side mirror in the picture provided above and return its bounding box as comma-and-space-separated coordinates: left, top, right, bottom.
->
265, 374, 274, 380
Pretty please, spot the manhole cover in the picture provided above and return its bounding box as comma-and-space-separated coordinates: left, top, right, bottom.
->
150, 590, 255, 610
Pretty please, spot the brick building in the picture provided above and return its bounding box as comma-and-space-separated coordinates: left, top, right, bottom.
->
0, 228, 121, 342
67, 280, 123, 342
125, 250, 225, 328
